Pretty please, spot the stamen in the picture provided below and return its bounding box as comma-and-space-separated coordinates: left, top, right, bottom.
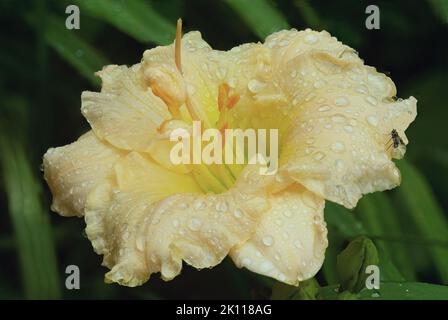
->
175, 18, 182, 74
218, 83, 230, 112
227, 94, 240, 109
174, 18, 200, 122
220, 122, 229, 148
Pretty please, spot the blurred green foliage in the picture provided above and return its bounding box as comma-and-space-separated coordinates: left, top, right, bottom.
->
0, 0, 447, 299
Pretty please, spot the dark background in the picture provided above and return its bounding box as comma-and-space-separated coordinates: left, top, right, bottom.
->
0, 0, 447, 299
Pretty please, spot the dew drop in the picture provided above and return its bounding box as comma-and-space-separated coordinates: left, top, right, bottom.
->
318, 105, 331, 112
262, 235, 274, 247
365, 95, 378, 106
294, 239, 304, 249
248, 79, 266, 93
343, 125, 354, 133
260, 261, 274, 272
332, 114, 346, 123
304, 34, 318, 44
314, 79, 326, 89
216, 201, 228, 212
136, 236, 145, 251
233, 208, 243, 219
357, 85, 369, 94
313, 151, 325, 161
194, 199, 206, 210
331, 141, 345, 153
367, 115, 379, 127
189, 218, 202, 231
334, 96, 349, 106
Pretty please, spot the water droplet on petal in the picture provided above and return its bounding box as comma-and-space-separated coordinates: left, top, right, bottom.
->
304, 34, 318, 44
233, 208, 243, 218
318, 105, 331, 112
136, 236, 145, 251
262, 235, 274, 247
189, 218, 202, 231
216, 201, 228, 212
365, 95, 378, 106
334, 96, 349, 106
314, 79, 327, 89
294, 239, 304, 249
260, 261, 274, 272
367, 115, 379, 127
344, 125, 354, 133
331, 141, 345, 153
313, 151, 325, 161
248, 79, 266, 93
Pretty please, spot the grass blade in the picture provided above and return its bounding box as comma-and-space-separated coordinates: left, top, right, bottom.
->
41, 15, 109, 86
396, 160, 448, 283
356, 193, 416, 281
0, 135, 61, 299
325, 202, 404, 281
74, 0, 175, 44
224, 0, 290, 39
359, 282, 448, 300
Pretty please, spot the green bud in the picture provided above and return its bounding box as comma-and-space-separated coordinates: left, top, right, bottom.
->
336, 236, 379, 293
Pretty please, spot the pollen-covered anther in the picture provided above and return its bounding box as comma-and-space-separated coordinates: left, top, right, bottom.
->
218, 83, 230, 112
218, 83, 240, 111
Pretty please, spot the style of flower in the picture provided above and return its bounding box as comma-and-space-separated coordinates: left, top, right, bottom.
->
43, 21, 416, 287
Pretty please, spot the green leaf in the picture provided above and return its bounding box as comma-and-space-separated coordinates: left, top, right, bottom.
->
225, 0, 290, 39
396, 160, 448, 283
271, 278, 320, 300
336, 236, 379, 293
75, 0, 175, 44
39, 15, 109, 85
357, 193, 417, 281
428, 0, 448, 23
325, 202, 404, 282
360, 282, 448, 300
325, 202, 366, 238
0, 133, 61, 299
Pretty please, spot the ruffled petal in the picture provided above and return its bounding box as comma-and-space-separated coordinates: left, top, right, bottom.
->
81, 64, 171, 152
230, 184, 327, 286
273, 30, 417, 208
84, 164, 273, 286
43, 131, 124, 217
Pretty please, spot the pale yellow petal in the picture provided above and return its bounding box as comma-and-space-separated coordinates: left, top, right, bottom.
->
230, 184, 327, 286
84, 164, 273, 286
81, 64, 171, 152
274, 32, 417, 208
43, 131, 124, 217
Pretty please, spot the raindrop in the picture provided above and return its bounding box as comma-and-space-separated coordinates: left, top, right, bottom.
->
262, 235, 274, 247
331, 141, 345, 153
313, 151, 325, 161
189, 218, 202, 231
304, 34, 318, 44
248, 79, 266, 93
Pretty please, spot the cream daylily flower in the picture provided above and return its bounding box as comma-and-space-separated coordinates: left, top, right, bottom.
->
43, 23, 416, 287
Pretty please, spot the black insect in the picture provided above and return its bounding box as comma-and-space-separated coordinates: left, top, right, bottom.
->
390, 129, 405, 149
387, 129, 406, 159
